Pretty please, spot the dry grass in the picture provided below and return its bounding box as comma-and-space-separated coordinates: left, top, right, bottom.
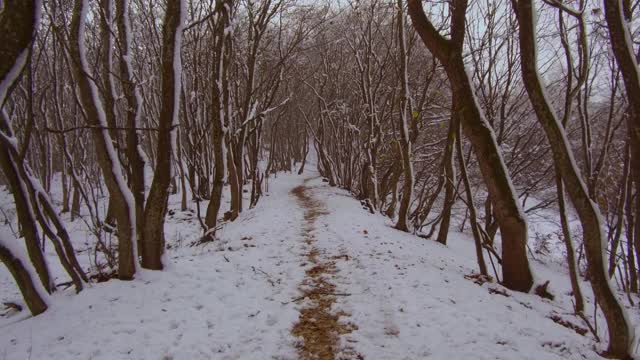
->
290, 184, 360, 360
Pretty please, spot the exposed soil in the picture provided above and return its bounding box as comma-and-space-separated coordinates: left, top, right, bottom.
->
290, 183, 360, 360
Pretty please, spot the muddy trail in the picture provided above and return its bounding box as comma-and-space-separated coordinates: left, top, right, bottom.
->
290, 182, 361, 360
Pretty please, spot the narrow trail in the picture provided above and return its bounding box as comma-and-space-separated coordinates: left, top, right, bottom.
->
290, 180, 360, 360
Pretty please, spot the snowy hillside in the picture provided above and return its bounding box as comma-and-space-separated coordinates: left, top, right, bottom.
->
1, 168, 637, 360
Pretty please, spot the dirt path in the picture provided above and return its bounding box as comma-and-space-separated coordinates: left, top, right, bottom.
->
290, 181, 360, 360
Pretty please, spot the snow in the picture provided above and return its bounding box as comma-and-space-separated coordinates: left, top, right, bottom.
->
304, 175, 604, 359
0, 173, 307, 359
0, 164, 639, 359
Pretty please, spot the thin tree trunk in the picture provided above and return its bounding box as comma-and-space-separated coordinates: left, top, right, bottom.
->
204, 0, 233, 233
0, 235, 48, 316
0, 144, 52, 291
604, 0, 640, 308
176, 129, 188, 211
456, 123, 487, 276
0, 0, 55, 308
141, 0, 184, 270
68, 0, 137, 280
436, 113, 457, 245
556, 170, 584, 314
227, 138, 241, 221
115, 0, 146, 254
0, 0, 53, 292
395, 0, 414, 232
609, 146, 630, 278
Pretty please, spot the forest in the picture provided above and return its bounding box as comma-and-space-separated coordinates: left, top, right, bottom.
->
0, 0, 639, 359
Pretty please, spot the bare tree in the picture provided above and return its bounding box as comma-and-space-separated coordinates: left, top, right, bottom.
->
141, 0, 185, 269
407, 0, 534, 292
604, 0, 640, 301
204, 0, 234, 235
0, 0, 50, 315
394, 0, 414, 232
68, 0, 137, 280
115, 0, 146, 253
513, 0, 634, 356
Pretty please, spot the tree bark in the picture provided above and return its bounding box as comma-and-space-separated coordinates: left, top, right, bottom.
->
436, 112, 457, 245
0, 235, 48, 316
205, 0, 233, 233
141, 0, 184, 270
556, 170, 584, 314
0, 0, 54, 313
456, 123, 487, 276
0, 0, 54, 293
604, 0, 640, 302
394, 0, 414, 232
115, 0, 146, 254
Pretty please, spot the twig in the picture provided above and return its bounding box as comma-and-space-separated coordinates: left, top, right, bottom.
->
488, 287, 510, 297
577, 311, 601, 342
251, 266, 278, 287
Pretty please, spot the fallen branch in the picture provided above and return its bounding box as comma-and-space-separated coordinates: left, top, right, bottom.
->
252, 266, 278, 287
548, 313, 588, 336
488, 287, 510, 297
2, 302, 22, 312
576, 311, 600, 342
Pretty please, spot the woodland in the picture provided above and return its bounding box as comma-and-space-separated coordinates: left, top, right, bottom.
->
1, 0, 640, 359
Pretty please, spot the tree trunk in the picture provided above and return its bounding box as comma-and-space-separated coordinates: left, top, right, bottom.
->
141, 0, 184, 270
115, 0, 146, 254
408, 0, 533, 292
0, 235, 48, 316
609, 147, 630, 278
604, 0, 640, 305
0, 0, 53, 293
515, 1, 633, 356
456, 123, 487, 276
69, 0, 137, 280
0, 145, 52, 291
227, 138, 241, 221
297, 134, 308, 175
395, 0, 414, 232
556, 170, 584, 314
204, 0, 233, 233
176, 129, 188, 211
436, 113, 457, 245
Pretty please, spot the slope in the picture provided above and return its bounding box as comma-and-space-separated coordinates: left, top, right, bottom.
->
0, 168, 637, 359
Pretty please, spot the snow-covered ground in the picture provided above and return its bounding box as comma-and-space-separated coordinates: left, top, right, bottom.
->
306, 175, 637, 359
0, 167, 638, 359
